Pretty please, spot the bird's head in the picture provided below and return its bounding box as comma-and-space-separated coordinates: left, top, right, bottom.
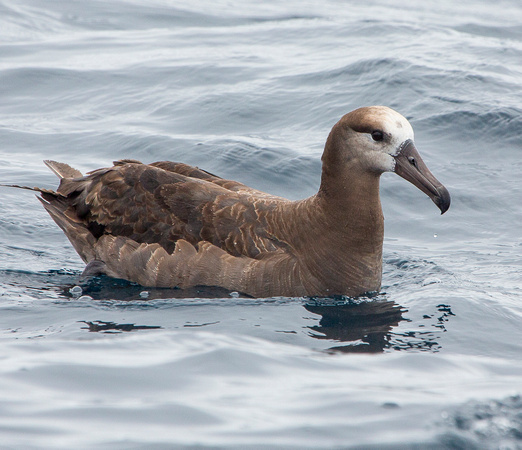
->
322, 106, 450, 214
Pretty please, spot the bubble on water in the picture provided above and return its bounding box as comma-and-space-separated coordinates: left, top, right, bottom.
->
434, 233, 438, 238
139, 291, 150, 299
229, 291, 240, 298
77, 295, 93, 301
69, 286, 82, 297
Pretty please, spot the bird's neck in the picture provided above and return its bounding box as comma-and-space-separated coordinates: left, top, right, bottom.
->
318, 163, 384, 254
293, 164, 385, 295
316, 128, 384, 240
317, 161, 384, 230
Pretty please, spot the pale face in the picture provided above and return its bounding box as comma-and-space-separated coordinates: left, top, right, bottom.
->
334, 106, 450, 214
343, 106, 415, 173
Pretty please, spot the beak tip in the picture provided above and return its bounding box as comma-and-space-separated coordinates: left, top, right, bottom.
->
435, 188, 451, 215
394, 140, 451, 216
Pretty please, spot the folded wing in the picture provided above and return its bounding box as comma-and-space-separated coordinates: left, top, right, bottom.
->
42, 160, 290, 264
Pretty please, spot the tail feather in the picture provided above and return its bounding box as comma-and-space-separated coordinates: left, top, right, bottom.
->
2, 160, 94, 264
37, 196, 96, 263
44, 160, 83, 179
0, 184, 65, 197
2, 161, 97, 270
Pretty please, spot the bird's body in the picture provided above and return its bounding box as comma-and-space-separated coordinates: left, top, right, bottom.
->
5, 106, 450, 297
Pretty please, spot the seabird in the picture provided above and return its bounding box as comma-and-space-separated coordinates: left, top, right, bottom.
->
5, 106, 450, 297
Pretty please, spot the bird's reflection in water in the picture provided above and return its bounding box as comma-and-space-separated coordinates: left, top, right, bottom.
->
304, 299, 451, 353
69, 276, 452, 351
305, 299, 405, 353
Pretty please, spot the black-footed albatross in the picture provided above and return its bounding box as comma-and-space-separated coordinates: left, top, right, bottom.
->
6, 106, 450, 297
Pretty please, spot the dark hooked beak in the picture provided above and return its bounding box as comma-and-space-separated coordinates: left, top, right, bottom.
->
394, 140, 451, 214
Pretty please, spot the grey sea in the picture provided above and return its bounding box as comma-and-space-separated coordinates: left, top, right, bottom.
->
0, 0, 521, 448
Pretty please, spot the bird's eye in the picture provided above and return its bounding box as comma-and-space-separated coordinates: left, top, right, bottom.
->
371, 130, 384, 142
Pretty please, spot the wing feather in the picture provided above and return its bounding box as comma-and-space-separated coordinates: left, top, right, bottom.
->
49, 160, 290, 260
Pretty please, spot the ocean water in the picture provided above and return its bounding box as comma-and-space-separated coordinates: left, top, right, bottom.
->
0, 0, 521, 448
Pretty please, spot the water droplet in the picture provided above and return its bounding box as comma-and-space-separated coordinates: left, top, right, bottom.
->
434, 233, 438, 238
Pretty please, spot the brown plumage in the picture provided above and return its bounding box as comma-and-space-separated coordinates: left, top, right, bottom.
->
7, 106, 451, 297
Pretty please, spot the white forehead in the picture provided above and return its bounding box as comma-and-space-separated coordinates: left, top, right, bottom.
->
371, 107, 414, 157
348, 106, 414, 143
380, 107, 414, 143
